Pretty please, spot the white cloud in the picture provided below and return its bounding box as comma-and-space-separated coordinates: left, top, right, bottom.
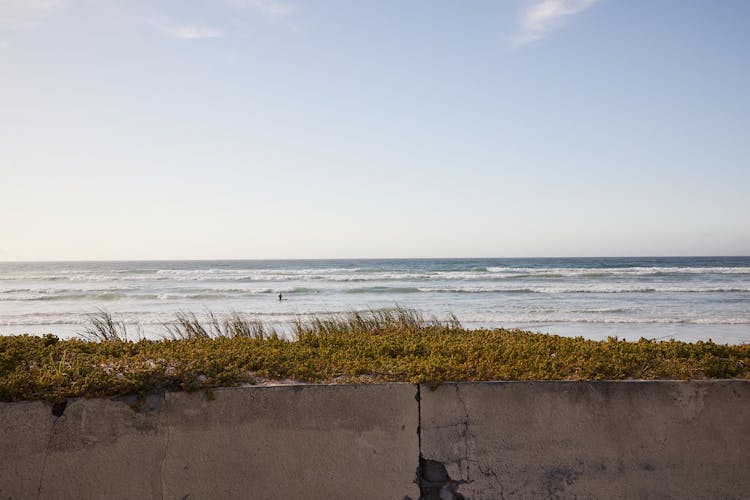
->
0, 0, 63, 13
152, 21, 224, 41
0, 41, 9, 49
0, 0, 64, 29
511, 0, 598, 47
229, 0, 294, 16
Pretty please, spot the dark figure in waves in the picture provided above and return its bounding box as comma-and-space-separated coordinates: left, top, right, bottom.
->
278, 293, 283, 301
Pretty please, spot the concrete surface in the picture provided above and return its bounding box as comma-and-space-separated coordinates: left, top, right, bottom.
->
2, 381, 750, 499
38, 395, 167, 499
419, 380, 750, 499
162, 384, 419, 499
0, 401, 55, 499
0, 384, 419, 500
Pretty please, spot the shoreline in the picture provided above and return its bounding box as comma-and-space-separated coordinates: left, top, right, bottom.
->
2, 257, 749, 344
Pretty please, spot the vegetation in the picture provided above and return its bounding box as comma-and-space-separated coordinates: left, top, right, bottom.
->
1, 308, 749, 402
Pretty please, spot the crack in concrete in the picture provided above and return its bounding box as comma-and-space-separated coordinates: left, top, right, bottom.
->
160, 394, 170, 500
36, 430, 51, 500
37, 400, 66, 500
418, 458, 468, 500
416, 384, 470, 500
416, 384, 422, 459
453, 385, 505, 498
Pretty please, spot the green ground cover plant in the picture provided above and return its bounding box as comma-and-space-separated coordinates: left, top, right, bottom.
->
1, 308, 748, 402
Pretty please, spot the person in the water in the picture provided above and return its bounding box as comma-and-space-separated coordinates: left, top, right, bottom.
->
278, 293, 283, 301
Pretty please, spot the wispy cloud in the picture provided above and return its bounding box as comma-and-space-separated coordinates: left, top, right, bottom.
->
151, 21, 224, 41
511, 0, 598, 47
228, 0, 294, 16
0, 0, 64, 29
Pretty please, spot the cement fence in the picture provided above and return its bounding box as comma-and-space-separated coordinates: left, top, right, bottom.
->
1, 380, 748, 499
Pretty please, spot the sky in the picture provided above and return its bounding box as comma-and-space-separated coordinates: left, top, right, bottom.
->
1, 0, 749, 261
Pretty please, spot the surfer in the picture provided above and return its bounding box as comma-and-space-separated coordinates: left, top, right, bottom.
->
278, 293, 283, 301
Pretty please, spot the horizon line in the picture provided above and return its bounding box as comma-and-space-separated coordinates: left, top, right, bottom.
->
1, 255, 749, 264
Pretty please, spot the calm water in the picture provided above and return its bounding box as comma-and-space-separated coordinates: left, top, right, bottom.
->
1, 257, 749, 344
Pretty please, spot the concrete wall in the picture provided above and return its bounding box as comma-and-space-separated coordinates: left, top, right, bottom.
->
1, 381, 749, 499
0, 384, 419, 500
419, 381, 750, 499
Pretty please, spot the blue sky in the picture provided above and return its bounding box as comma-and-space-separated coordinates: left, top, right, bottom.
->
1, 0, 748, 260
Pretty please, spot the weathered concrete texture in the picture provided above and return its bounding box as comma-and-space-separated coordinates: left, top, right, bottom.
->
162, 384, 420, 500
0, 401, 55, 499
39, 395, 168, 499
419, 380, 750, 499
5, 381, 750, 499
0, 384, 419, 500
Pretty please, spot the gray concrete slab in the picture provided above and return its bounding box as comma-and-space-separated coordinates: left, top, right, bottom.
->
6, 381, 750, 499
162, 383, 420, 500
0, 400, 55, 499
38, 395, 167, 500
419, 380, 750, 499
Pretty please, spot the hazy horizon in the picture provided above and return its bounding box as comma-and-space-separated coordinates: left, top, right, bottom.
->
0, 254, 750, 264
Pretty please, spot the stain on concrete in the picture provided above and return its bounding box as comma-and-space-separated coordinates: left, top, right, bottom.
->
418, 457, 467, 500
114, 392, 166, 413
545, 466, 578, 497
673, 382, 708, 421
50, 400, 66, 417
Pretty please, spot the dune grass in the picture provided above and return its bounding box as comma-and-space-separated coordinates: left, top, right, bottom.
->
79, 309, 133, 342
163, 311, 273, 340
1, 308, 749, 402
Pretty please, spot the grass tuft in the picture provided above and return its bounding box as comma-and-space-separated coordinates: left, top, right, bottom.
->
79, 309, 131, 342
293, 307, 458, 338
163, 311, 277, 340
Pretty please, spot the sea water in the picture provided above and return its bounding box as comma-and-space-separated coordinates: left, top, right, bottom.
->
1, 257, 748, 344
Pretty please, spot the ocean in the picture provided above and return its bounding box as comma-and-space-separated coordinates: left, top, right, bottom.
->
1, 257, 748, 344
